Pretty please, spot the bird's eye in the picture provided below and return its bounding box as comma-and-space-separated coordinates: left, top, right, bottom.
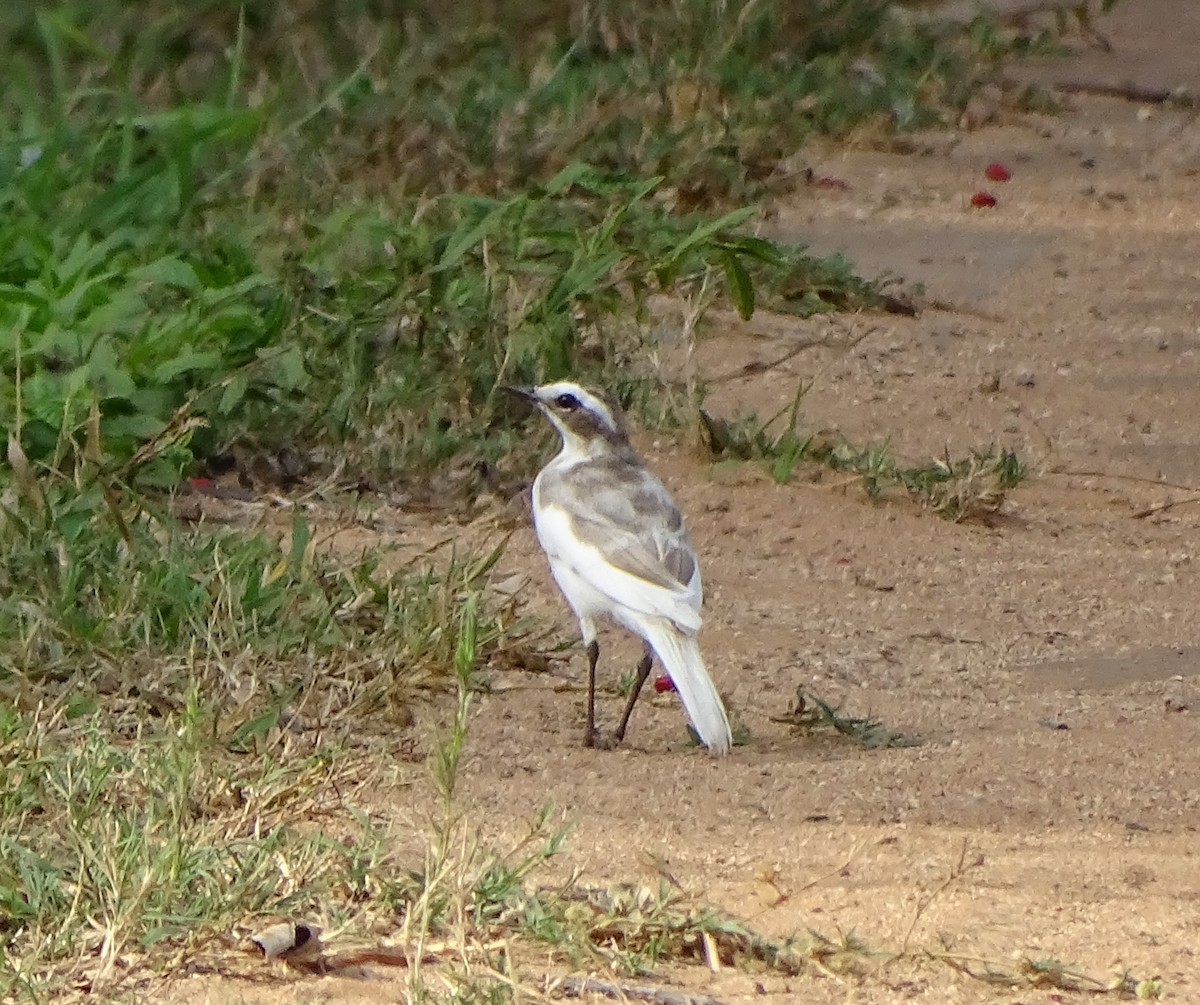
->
554, 393, 580, 411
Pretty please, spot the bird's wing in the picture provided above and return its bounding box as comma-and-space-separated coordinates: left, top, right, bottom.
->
533, 461, 702, 630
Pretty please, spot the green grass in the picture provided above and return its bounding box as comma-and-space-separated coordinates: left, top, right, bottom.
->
773, 686, 923, 748
0, 441, 517, 680
1, 117, 890, 489
0, 695, 393, 994
0, 0, 1072, 486
2, 2, 1070, 206
0, 434, 525, 995
700, 387, 1027, 520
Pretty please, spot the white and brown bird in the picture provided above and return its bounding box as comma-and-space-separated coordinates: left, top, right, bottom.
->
504, 381, 732, 753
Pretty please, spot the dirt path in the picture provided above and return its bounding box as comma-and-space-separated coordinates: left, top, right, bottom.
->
175, 19, 1200, 1005
458, 99, 1200, 1002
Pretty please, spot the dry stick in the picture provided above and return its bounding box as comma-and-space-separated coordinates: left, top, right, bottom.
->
924, 299, 1005, 324
709, 315, 884, 385
790, 839, 869, 898
709, 337, 822, 384
1052, 79, 1185, 104
1014, 401, 1056, 469
879, 847, 1137, 994
1050, 466, 1200, 493
957, 2, 1113, 52
923, 950, 1115, 992
741, 840, 869, 937
1131, 495, 1200, 520
553, 976, 732, 1005
895, 838, 973, 958
1049, 466, 1200, 517
926, 950, 1015, 986
918, 0, 1089, 26
819, 473, 868, 497
471, 957, 562, 1005
910, 629, 984, 645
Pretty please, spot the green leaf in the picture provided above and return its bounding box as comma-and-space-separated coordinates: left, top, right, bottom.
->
104, 413, 168, 440
455, 593, 479, 683
769, 432, 807, 485
543, 161, 602, 195
86, 339, 137, 400
537, 248, 622, 317
655, 206, 757, 284
201, 273, 274, 304
720, 249, 754, 320
717, 234, 783, 266
227, 705, 282, 753
0, 284, 49, 312
153, 350, 223, 384
219, 373, 248, 415
64, 692, 98, 719
264, 344, 308, 391
135, 257, 202, 292
82, 289, 147, 335
289, 509, 311, 576
435, 199, 512, 272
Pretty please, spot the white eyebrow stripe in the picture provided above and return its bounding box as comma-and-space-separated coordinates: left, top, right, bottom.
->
577, 391, 617, 432
537, 382, 622, 436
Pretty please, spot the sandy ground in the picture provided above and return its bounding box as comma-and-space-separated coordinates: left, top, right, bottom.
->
168, 9, 1200, 1004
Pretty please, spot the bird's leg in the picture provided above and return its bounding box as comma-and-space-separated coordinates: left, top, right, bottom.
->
613, 644, 654, 743
584, 639, 602, 748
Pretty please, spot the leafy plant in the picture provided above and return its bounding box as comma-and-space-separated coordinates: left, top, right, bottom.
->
289, 164, 889, 483
0, 102, 308, 481
701, 387, 1027, 520
1, 0, 1073, 492
774, 686, 923, 749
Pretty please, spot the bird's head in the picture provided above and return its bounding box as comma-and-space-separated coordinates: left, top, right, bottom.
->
501, 381, 630, 456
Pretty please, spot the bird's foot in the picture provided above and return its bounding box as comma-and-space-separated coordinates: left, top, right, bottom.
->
584, 728, 621, 750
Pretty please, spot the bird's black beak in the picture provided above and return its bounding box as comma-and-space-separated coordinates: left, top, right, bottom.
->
499, 385, 536, 403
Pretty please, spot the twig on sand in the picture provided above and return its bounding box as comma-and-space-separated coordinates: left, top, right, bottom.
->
896, 839, 976, 956
1131, 495, 1200, 519
1053, 79, 1191, 105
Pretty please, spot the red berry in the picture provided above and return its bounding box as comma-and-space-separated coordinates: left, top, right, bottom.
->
970, 192, 997, 208
984, 162, 1011, 182
653, 674, 676, 694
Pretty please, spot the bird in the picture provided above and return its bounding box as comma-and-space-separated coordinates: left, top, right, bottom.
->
503, 381, 732, 753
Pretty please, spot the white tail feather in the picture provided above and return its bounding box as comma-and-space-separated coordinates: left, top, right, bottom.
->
641, 620, 732, 754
